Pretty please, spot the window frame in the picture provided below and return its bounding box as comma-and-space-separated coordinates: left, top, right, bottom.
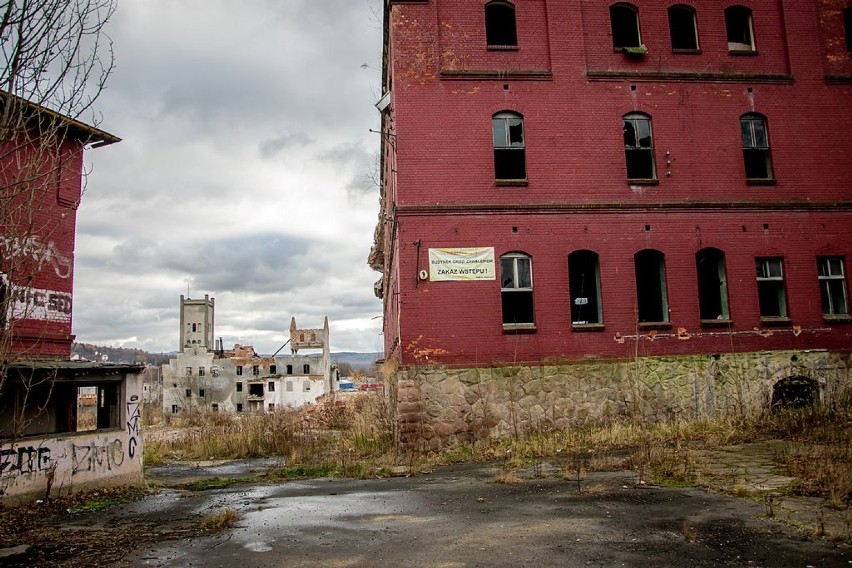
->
492, 111, 527, 183
818, 256, 850, 319
485, 0, 518, 48
568, 250, 604, 328
756, 257, 789, 322
668, 4, 700, 52
696, 248, 731, 324
500, 252, 535, 329
623, 113, 657, 182
610, 3, 642, 50
845, 7, 852, 53
634, 249, 670, 327
725, 6, 756, 53
740, 114, 774, 183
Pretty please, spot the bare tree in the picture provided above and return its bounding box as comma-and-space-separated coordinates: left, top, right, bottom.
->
0, 0, 117, 439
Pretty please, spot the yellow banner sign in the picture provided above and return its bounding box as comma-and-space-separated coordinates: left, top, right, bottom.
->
428, 247, 496, 281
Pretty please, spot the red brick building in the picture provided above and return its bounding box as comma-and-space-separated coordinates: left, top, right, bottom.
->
371, 1, 852, 445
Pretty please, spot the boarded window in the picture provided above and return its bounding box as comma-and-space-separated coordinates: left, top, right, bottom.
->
623, 113, 656, 180
485, 1, 517, 46
696, 248, 730, 321
668, 5, 699, 50
568, 250, 603, 325
756, 258, 787, 318
493, 112, 526, 181
610, 3, 641, 49
634, 250, 669, 323
740, 115, 773, 180
725, 6, 755, 52
501, 253, 534, 325
818, 257, 849, 316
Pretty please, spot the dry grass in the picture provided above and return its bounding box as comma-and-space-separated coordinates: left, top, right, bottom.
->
494, 469, 523, 484
200, 508, 239, 530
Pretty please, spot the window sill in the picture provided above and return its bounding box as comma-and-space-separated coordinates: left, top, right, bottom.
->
487, 45, 518, 51
729, 49, 759, 56
746, 178, 776, 186
572, 323, 605, 332
627, 179, 659, 185
760, 317, 792, 326
823, 314, 852, 324
701, 318, 733, 327
672, 48, 702, 55
638, 322, 671, 330
496, 179, 528, 187
503, 323, 536, 334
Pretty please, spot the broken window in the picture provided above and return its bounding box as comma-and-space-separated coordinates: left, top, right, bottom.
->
303, 364, 310, 374
845, 7, 852, 53
668, 5, 699, 51
725, 6, 755, 52
568, 250, 603, 325
485, 1, 517, 47
185, 388, 192, 398
756, 258, 787, 319
818, 257, 849, 317
634, 249, 669, 324
268, 381, 275, 392
252, 365, 259, 375
501, 252, 534, 326
270, 364, 277, 374
185, 367, 192, 377
610, 3, 641, 49
287, 364, 293, 374
198, 366, 205, 377
492, 111, 526, 181
623, 113, 656, 180
696, 248, 730, 321
249, 383, 264, 397
236, 403, 243, 412
740, 114, 773, 181
236, 365, 243, 376
96, 384, 120, 429
236, 381, 243, 392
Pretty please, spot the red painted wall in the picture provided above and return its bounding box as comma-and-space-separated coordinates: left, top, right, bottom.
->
381, 0, 852, 367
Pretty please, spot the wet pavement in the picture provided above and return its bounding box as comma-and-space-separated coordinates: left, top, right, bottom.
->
113, 462, 850, 568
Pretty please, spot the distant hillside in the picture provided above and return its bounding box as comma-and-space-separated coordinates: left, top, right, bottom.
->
331, 352, 382, 368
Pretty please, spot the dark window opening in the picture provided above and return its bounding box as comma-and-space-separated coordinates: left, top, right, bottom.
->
568, 250, 603, 325
236, 365, 243, 376
501, 253, 534, 325
493, 112, 526, 181
845, 7, 852, 53
287, 364, 293, 374
236, 381, 243, 392
185, 389, 191, 398
725, 6, 755, 51
634, 250, 669, 323
303, 364, 310, 374
211, 403, 219, 411
236, 403, 243, 412
771, 376, 818, 411
198, 367, 205, 377
696, 248, 730, 320
818, 257, 849, 316
185, 367, 192, 377
669, 5, 699, 50
268, 381, 275, 392
268, 403, 275, 411
270, 364, 277, 374
756, 258, 787, 318
172, 404, 179, 414
249, 383, 264, 397
741, 115, 772, 180
252, 365, 259, 376
485, 1, 517, 46
610, 3, 641, 49
623, 113, 655, 180
199, 388, 205, 397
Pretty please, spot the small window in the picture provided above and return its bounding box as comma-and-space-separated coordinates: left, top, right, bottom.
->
171, 404, 179, 414
610, 3, 641, 49
236, 382, 243, 392
303, 381, 311, 392
634, 249, 669, 324
756, 258, 787, 319
198, 366, 205, 377
668, 5, 699, 51
236, 403, 243, 412
818, 257, 849, 317
236, 365, 243, 376
501, 252, 534, 326
492, 112, 526, 181
249, 383, 264, 397
185, 367, 192, 377
268, 381, 275, 392
199, 388, 205, 397
623, 113, 656, 181
303, 364, 310, 374
740, 114, 773, 181
191, 323, 197, 332
252, 365, 259, 376
845, 7, 852, 53
286, 381, 293, 392
211, 403, 219, 412
485, 1, 517, 47
696, 248, 730, 321
185, 389, 192, 397
568, 250, 603, 325
270, 364, 277, 374
725, 6, 755, 52
268, 403, 275, 411
287, 364, 293, 374
172, 382, 177, 388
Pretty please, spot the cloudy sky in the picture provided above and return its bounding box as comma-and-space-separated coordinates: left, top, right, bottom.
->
72, 0, 385, 355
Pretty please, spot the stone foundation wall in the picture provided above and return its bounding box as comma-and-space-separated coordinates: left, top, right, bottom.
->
391, 350, 852, 451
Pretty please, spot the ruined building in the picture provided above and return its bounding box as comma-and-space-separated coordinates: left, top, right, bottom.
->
161, 296, 337, 414
370, 1, 852, 449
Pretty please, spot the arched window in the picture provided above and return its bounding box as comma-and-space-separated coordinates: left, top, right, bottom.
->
740, 114, 773, 181
668, 5, 699, 51
634, 249, 669, 323
500, 252, 534, 326
485, 1, 517, 47
696, 248, 730, 321
191, 323, 197, 332
725, 6, 755, 52
492, 111, 526, 181
623, 113, 656, 181
610, 3, 641, 49
568, 250, 603, 325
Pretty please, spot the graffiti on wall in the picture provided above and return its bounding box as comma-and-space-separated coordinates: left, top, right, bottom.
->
126, 395, 140, 459
0, 235, 72, 279
70, 439, 124, 475
8, 285, 72, 323
0, 446, 53, 478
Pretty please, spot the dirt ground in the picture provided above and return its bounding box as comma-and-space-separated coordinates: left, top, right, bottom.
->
2, 457, 848, 568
